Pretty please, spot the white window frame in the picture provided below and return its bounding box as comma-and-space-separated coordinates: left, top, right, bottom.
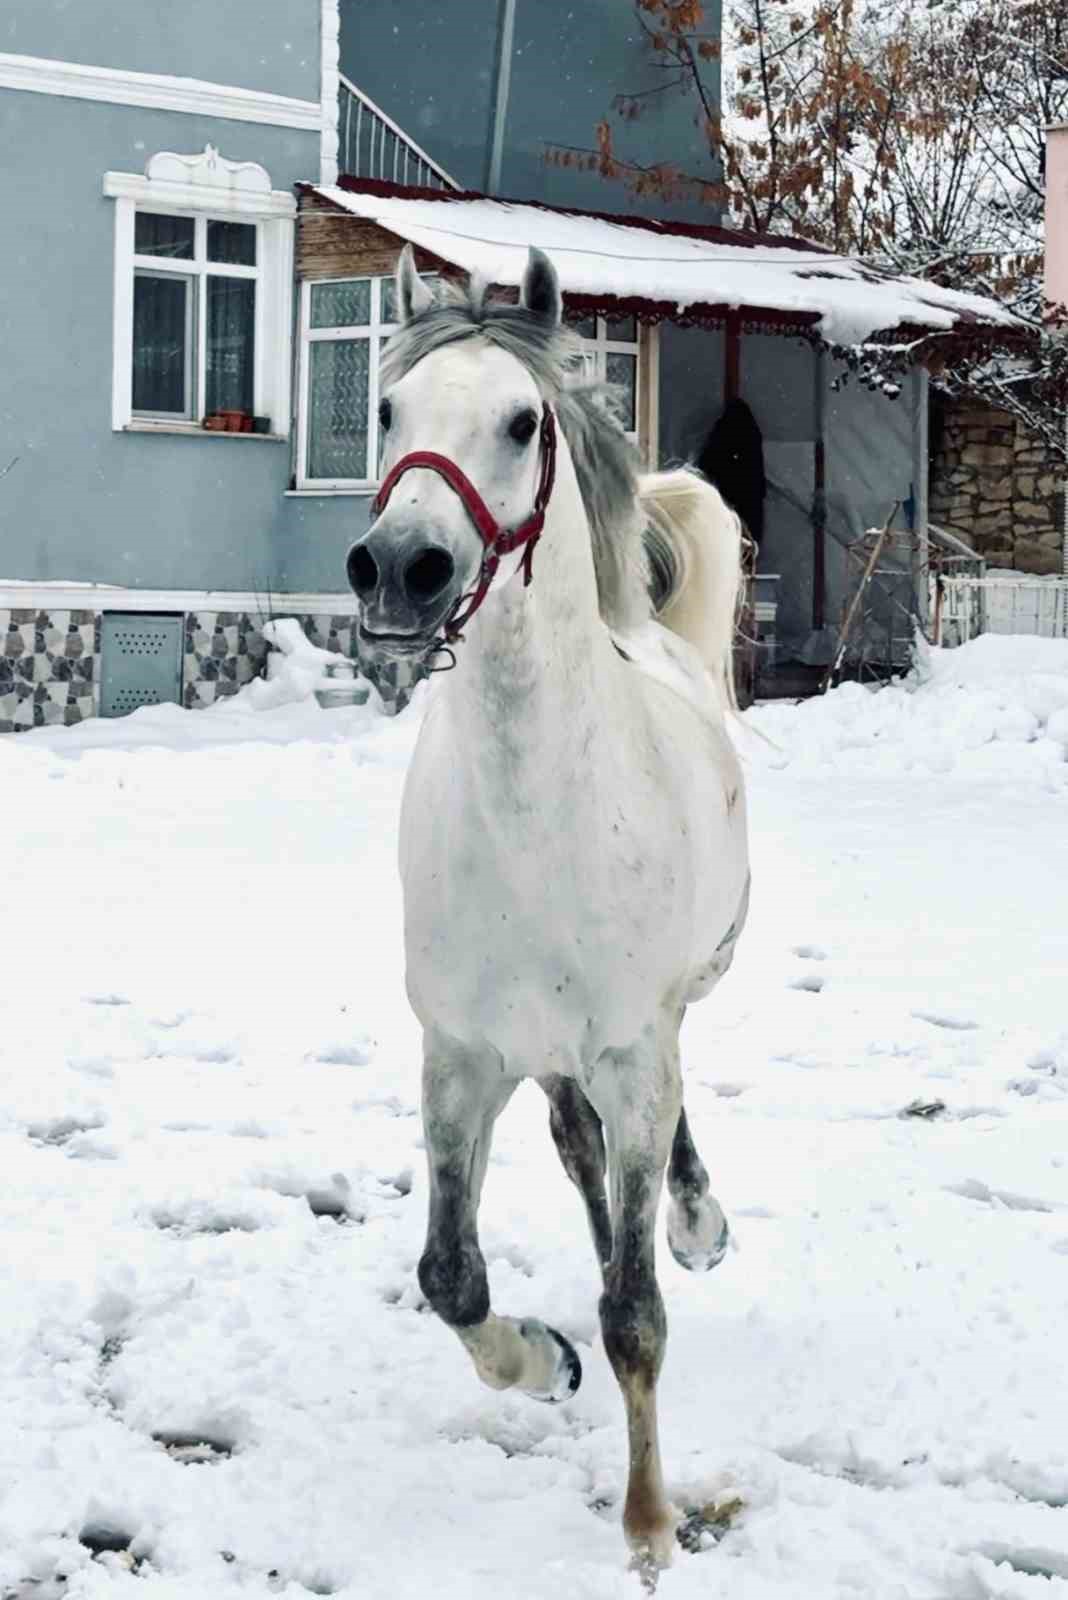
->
130, 217, 260, 423
104, 146, 295, 437
293, 285, 660, 490
296, 275, 397, 491
576, 317, 659, 469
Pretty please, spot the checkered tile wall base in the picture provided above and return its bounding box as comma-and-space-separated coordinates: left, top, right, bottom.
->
183, 612, 269, 710
0, 610, 99, 732
183, 612, 359, 709
0, 607, 361, 733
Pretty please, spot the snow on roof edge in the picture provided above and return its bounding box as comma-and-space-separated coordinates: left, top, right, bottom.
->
306, 183, 1028, 353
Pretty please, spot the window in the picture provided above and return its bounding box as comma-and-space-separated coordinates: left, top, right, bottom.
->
295, 280, 655, 490
297, 276, 400, 489
572, 315, 641, 438
131, 212, 257, 422
105, 146, 295, 437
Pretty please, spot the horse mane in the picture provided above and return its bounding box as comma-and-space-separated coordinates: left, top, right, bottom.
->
380, 277, 651, 632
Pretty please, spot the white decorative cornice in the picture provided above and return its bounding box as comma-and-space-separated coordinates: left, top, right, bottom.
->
320, 0, 341, 186
104, 145, 295, 217
147, 144, 271, 195
0, 50, 321, 130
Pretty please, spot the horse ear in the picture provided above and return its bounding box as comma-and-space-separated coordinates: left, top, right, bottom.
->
520, 248, 561, 328
395, 245, 434, 322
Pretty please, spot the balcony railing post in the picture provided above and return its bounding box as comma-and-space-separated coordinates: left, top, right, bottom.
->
337, 75, 459, 191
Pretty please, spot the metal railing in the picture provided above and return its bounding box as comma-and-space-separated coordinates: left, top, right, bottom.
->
337, 76, 458, 191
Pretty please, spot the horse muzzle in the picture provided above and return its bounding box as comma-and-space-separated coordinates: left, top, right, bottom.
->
346, 525, 461, 712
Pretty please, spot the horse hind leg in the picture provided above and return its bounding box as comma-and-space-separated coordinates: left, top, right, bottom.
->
666, 1107, 729, 1272
543, 1074, 613, 1270
417, 1034, 582, 1404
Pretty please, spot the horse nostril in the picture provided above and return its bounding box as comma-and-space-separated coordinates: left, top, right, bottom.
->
347, 544, 380, 598
404, 547, 455, 602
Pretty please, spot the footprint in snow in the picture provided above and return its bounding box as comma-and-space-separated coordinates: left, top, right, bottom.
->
26, 1115, 106, 1147
946, 1177, 1060, 1214
83, 994, 130, 1008
150, 1205, 262, 1236
153, 1430, 235, 1464
898, 1098, 947, 1120
1026, 1050, 1059, 1076
974, 1544, 1068, 1582
676, 1496, 745, 1554
312, 1041, 372, 1067
789, 974, 826, 993
258, 1171, 364, 1223
378, 1168, 412, 1196
791, 944, 828, 961
78, 1520, 138, 1558
913, 1009, 979, 1031
4, 1583, 72, 1599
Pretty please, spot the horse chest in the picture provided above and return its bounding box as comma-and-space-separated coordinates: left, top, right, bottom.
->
403, 796, 686, 1069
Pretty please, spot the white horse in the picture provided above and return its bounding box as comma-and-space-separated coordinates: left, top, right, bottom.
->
347, 246, 750, 1575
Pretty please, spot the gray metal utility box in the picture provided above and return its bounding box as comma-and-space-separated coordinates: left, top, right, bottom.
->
100, 613, 184, 718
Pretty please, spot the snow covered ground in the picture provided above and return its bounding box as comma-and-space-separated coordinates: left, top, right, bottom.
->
3, 636, 1067, 1599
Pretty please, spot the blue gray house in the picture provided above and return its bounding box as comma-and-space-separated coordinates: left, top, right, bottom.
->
0, 1, 1024, 732
2, 0, 372, 730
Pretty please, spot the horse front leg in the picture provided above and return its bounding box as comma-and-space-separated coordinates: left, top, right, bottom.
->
586, 1032, 682, 1575
418, 1031, 582, 1402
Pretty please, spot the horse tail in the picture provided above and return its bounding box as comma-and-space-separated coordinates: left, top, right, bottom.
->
639, 466, 745, 712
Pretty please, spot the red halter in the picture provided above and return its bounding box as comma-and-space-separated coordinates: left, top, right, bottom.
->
370, 404, 557, 645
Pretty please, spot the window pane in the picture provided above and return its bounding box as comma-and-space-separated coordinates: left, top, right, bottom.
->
207, 220, 256, 266
308, 340, 369, 478
132, 272, 191, 414
605, 315, 637, 342
569, 314, 597, 337
135, 212, 194, 260
380, 273, 437, 323
206, 277, 255, 416
310, 280, 371, 328
606, 352, 637, 431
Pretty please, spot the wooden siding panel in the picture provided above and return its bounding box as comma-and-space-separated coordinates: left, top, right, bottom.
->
297, 202, 443, 282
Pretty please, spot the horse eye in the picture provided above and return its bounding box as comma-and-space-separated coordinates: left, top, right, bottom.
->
379, 397, 392, 432
508, 409, 538, 445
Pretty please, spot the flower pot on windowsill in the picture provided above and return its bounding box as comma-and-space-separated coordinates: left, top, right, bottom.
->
252, 416, 271, 434
202, 415, 228, 432
218, 410, 252, 433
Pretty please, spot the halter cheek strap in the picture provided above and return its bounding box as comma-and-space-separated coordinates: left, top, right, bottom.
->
370, 404, 557, 645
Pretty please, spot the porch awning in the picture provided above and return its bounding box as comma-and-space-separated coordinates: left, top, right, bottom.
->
299, 178, 1028, 354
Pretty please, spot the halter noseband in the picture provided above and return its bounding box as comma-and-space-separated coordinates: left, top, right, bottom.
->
370, 404, 557, 646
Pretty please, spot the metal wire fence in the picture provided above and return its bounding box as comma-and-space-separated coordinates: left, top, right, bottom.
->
934, 575, 1068, 645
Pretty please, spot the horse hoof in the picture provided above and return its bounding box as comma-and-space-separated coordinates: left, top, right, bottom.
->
519, 1320, 582, 1403
667, 1199, 729, 1272
627, 1519, 677, 1588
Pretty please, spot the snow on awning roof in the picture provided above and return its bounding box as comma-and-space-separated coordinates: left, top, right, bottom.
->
303, 180, 1027, 352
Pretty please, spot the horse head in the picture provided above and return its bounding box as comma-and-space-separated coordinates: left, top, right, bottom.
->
346, 246, 562, 711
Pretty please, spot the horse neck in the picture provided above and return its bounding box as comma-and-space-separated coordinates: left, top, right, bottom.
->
444, 449, 612, 757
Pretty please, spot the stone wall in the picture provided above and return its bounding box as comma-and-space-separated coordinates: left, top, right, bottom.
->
929, 401, 1064, 575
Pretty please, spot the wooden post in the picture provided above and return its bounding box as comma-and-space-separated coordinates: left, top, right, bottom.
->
812, 347, 826, 631
912, 367, 930, 633
821, 502, 899, 693
724, 311, 741, 401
